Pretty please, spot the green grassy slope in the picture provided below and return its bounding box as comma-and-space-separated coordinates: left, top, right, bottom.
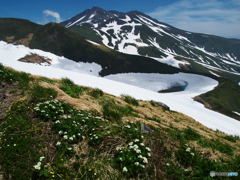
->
0, 18, 40, 40
200, 78, 240, 121
68, 25, 103, 44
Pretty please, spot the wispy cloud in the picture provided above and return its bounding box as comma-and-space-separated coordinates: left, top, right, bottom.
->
147, 0, 240, 39
43, 10, 62, 23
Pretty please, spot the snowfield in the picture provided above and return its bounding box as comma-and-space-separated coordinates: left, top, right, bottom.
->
0, 41, 240, 136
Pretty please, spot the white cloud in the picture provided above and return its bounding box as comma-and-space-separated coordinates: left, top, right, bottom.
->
147, 0, 240, 39
43, 10, 62, 23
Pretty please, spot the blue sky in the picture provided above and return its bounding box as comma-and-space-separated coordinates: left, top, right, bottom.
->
1, 0, 240, 39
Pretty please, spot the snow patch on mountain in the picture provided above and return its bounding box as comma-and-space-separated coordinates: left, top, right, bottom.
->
209, 71, 220, 77
120, 15, 131, 22
151, 55, 190, 68
89, 12, 97, 19
66, 15, 86, 28
86, 39, 100, 46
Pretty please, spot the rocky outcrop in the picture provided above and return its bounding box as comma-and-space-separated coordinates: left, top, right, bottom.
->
155, 101, 170, 110
18, 53, 52, 66
5, 33, 33, 47
141, 123, 154, 135
193, 96, 212, 109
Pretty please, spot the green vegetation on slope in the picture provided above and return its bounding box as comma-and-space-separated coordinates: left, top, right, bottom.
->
200, 78, 240, 121
69, 25, 103, 44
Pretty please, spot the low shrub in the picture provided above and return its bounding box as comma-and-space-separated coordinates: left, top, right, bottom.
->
89, 88, 104, 98
122, 94, 139, 106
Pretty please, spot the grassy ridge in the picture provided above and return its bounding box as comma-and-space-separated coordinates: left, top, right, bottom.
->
0, 64, 240, 179
200, 78, 240, 121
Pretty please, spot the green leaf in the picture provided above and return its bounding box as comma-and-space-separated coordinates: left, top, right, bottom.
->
44, 168, 49, 177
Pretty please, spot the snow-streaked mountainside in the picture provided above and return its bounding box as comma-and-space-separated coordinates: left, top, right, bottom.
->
61, 7, 240, 82
1, 40, 240, 136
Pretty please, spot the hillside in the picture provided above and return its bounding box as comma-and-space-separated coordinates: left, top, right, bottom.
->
0, 64, 240, 179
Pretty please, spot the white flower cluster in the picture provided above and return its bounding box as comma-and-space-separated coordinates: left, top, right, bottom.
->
185, 144, 194, 156
116, 146, 125, 151
125, 125, 131, 128
33, 156, 45, 170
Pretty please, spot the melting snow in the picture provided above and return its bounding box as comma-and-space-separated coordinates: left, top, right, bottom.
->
209, 71, 220, 77
233, 111, 240, 116
120, 15, 131, 22
89, 12, 97, 19
1, 41, 240, 136
86, 39, 100, 46
0, 41, 102, 76
66, 15, 86, 28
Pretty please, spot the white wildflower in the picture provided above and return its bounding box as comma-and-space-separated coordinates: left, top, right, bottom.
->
63, 135, 68, 140
33, 164, 41, 170
146, 147, 151, 151
39, 157, 45, 161
56, 142, 61, 146
122, 167, 128, 172
136, 149, 141, 153
186, 147, 191, 152
135, 162, 139, 166
133, 144, 138, 149
55, 120, 60, 123
143, 157, 148, 163
134, 139, 139, 142
129, 142, 133, 146
140, 143, 145, 146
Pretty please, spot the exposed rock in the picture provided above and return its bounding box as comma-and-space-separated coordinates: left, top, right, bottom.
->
5, 33, 33, 47
193, 96, 212, 109
5, 36, 15, 43
18, 53, 52, 66
155, 101, 170, 110
141, 123, 154, 135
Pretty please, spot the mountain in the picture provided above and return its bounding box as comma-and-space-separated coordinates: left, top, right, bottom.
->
0, 18, 185, 77
61, 7, 240, 83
